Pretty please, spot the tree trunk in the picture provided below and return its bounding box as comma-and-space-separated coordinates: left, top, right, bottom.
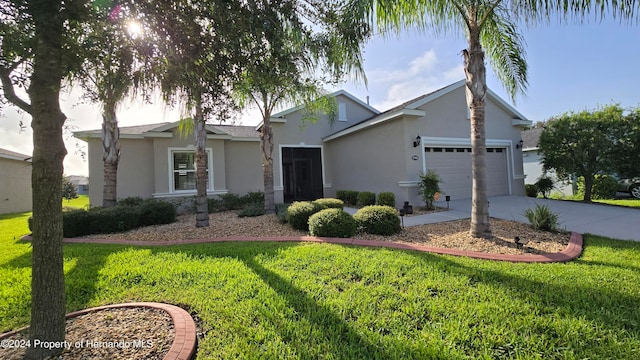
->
464, 25, 492, 239
102, 102, 120, 207
261, 112, 275, 213
194, 98, 209, 227
25, 1, 67, 357
583, 175, 594, 203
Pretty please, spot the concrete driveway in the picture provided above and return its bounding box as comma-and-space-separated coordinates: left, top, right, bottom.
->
447, 195, 640, 241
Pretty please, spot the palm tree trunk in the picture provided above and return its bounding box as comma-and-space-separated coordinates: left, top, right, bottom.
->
464, 26, 492, 239
102, 102, 120, 207
261, 113, 275, 213
194, 98, 209, 227
25, 3, 67, 357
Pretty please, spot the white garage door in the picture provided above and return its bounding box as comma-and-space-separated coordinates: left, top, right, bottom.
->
424, 146, 508, 200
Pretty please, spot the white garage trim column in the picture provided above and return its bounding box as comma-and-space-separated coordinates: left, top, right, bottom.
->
419, 136, 517, 196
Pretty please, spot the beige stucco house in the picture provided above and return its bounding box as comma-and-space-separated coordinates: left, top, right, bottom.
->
75, 80, 531, 209
0, 148, 32, 214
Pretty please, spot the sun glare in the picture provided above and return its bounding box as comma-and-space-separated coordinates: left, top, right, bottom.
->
126, 20, 143, 38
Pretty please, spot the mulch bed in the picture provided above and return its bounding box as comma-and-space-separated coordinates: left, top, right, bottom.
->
0, 308, 174, 360
80, 211, 569, 255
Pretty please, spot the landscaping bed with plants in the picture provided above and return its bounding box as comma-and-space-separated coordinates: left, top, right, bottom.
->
81, 210, 569, 255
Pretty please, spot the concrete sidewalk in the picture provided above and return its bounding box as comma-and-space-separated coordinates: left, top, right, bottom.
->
346, 195, 640, 241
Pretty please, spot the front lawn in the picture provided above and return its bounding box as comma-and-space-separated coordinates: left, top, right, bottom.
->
593, 198, 640, 208
550, 193, 640, 208
1, 213, 639, 358
62, 194, 90, 209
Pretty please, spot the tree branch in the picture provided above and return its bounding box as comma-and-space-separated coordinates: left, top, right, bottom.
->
0, 60, 32, 113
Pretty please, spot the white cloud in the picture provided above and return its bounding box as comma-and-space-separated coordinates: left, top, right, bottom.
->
365, 49, 465, 110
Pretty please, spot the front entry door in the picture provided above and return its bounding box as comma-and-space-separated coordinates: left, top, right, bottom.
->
282, 147, 323, 203
294, 159, 313, 200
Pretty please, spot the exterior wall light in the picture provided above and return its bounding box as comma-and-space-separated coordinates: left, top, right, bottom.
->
515, 139, 524, 149
413, 135, 421, 148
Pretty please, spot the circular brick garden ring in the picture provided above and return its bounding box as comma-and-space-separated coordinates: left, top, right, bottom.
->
0, 302, 196, 360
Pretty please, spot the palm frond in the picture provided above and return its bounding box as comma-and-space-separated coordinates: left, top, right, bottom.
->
513, 0, 639, 24
177, 117, 195, 139
480, 8, 528, 102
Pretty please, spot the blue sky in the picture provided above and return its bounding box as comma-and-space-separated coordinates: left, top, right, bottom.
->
1, 16, 639, 176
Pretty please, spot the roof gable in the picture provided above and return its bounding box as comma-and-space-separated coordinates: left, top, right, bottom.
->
324, 80, 531, 141
270, 89, 380, 119
255, 90, 381, 131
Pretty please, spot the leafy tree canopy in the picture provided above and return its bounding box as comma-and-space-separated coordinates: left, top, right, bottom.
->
538, 104, 625, 201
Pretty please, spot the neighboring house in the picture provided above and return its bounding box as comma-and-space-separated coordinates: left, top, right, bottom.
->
0, 148, 32, 214
521, 128, 574, 196
66, 175, 89, 195
75, 80, 531, 209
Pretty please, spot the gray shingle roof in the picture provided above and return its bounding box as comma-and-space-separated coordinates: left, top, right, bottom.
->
75, 122, 259, 139
522, 127, 543, 149
121, 123, 171, 134
213, 125, 259, 138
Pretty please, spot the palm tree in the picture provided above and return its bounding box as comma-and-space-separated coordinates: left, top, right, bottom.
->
350, 0, 635, 238
236, 0, 367, 213
78, 10, 138, 207
137, 0, 255, 227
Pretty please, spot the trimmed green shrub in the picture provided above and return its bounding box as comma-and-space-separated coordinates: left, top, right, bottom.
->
312, 198, 344, 209
90, 206, 140, 234
209, 192, 265, 213
118, 196, 145, 207
219, 193, 244, 210
238, 203, 266, 218
353, 205, 402, 236
336, 190, 359, 206
139, 200, 177, 226
377, 192, 396, 207
535, 176, 555, 199
242, 191, 265, 206
208, 197, 225, 213
275, 203, 289, 224
54, 201, 177, 237
523, 204, 560, 231
62, 210, 94, 238
286, 201, 326, 231
525, 184, 538, 197
577, 175, 618, 200
308, 208, 357, 238
357, 191, 376, 207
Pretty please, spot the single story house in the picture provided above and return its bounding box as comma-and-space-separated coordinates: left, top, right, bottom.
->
75, 80, 531, 209
0, 148, 32, 214
66, 175, 89, 195
521, 127, 574, 196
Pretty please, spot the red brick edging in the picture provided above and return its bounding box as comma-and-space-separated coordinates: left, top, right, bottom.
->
60, 232, 584, 263
0, 302, 196, 360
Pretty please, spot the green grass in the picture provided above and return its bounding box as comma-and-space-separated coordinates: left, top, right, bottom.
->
2, 213, 640, 359
549, 193, 640, 208
62, 194, 90, 209
593, 198, 640, 208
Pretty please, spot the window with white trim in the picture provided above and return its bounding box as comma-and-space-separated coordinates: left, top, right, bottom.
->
170, 149, 212, 192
